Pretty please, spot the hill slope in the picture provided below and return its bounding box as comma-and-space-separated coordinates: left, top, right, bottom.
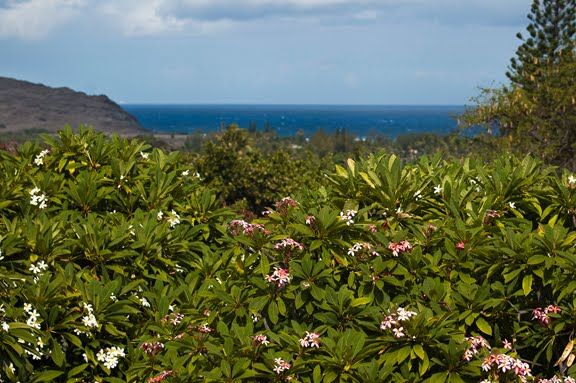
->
0, 77, 143, 134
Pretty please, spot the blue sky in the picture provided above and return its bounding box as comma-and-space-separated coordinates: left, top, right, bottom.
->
0, 0, 531, 105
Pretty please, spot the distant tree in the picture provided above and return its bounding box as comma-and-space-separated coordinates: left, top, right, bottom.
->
507, 0, 576, 92
461, 0, 576, 169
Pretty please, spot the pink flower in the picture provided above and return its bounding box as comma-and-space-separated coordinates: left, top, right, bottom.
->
148, 370, 173, 383
252, 334, 270, 346
456, 241, 465, 250
265, 267, 291, 287
299, 331, 321, 348
392, 327, 404, 338
273, 238, 304, 251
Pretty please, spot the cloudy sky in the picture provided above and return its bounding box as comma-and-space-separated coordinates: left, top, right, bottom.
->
0, 0, 531, 104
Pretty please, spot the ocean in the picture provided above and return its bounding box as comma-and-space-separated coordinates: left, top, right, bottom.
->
122, 104, 465, 138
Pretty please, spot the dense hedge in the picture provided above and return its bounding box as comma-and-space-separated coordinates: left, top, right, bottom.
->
1, 128, 576, 382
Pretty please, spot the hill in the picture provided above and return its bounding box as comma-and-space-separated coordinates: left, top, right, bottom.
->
0, 76, 143, 134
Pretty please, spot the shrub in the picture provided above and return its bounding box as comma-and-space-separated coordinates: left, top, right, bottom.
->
1, 129, 576, 382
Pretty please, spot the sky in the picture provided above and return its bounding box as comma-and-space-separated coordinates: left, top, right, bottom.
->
0, 0, 532, 105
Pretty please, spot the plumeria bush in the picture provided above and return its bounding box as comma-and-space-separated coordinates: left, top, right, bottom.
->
1, 128, 576, 382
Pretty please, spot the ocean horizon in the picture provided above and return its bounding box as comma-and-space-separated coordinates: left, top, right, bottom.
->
122, 104, 466, 138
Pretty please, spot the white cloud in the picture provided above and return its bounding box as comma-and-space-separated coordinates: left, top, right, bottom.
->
0, 0, 531, 40
0, 0, 85, 39
98, 0, 188, 36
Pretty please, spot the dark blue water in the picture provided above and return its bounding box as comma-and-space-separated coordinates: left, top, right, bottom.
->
122, 104, 465, 138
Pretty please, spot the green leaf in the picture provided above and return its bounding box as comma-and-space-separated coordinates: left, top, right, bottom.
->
30, 370, 65, 383
51, 340, 65, 367
475, 317, 492, 336
413, 344, 425, 360
313, 365, 322, 383
350, 297, 371, 307
427, 371, 448, 383
268, 301, 279, 324
522, 274, 533, 296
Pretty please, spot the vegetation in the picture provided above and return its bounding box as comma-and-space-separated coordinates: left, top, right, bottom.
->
462, 0, 576, 169
2, 127, 576, 382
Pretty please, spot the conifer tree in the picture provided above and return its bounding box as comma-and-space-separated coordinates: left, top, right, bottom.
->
507, 0, 576, 93
462, 0, 576, 169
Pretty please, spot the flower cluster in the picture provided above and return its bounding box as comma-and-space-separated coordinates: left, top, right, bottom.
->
29, 187, 48, 209
538, 377, 576, 383
157, 210, 180, 228
265, 267, 291, 287
228, 220, 270, 236
264, 196, 299, 215
462, 336, 491, 361
387, 240, 412, 257
81, 302, 99, 330
481, 353, 532, 382
96, 346, 125, 370
23, 336, 45, 360
251, 334, 270, 346
33, 149, 49, 166
348, 242, 379, 258
148, 370, 174, 383
161, 313, 184, 326
24, 303, 41, 330
484, 209, 501, 224
299, 331, 321, 348
305, 215, 315, 225
380, 307, 418, 338
533, 305, 561, 326
167, 210, 180, 228
29, 260, 49, 283
198, 323, 214, 333
340, 209, 357, 225
273, 357, 291, 374
140, 341, 165, 356
273, 238, 304, 251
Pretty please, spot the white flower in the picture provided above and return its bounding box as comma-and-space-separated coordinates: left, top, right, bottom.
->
140, 151, 149, 159
37, 261, 48, 271
1, 322, 9, 332
96, 349, 107, 362
23, 303, 33, 313
508, 202, 516, 209
167, 210, 180, 228
433, 185, 443, 194
110, 293, 117, 301
140, 297, 150, 308
569, 175, 576, 184
29, 188, 48, 209
157, 211, 164, 221
82, 313, 99, 328
33, 150, 49, 166
181, 170, 190, 177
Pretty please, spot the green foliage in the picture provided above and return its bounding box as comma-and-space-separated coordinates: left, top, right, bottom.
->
2, 130, 576, 382
195, 124, 326, 213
